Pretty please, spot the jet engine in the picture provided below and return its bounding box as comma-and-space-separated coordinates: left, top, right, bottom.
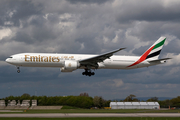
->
60, 60, 80, 72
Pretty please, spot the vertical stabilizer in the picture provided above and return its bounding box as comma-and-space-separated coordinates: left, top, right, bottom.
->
128, 37, 166, 67
145, 37, 166, 60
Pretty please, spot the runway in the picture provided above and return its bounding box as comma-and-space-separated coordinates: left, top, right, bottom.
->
0, 113, 180, 117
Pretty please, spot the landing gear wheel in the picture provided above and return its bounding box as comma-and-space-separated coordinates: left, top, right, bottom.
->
82, 69, 95, 76
17, 66, 20, 73
88, 72, 91, 77
17, 70, 20, 73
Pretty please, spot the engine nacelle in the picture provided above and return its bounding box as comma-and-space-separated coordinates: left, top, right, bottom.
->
60, 61, 80, 72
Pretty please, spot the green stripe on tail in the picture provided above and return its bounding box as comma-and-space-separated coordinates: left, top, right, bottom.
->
152, 38, 166, 50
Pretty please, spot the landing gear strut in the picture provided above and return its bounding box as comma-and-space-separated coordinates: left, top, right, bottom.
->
17, 67, 20, 73
82, 69, 95, 76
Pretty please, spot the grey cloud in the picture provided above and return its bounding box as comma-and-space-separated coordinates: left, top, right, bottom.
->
0, 0, 42, 27
132, 44, 150, 56
115, 1, 180, 23
66, 0, 111, 4
128, 21, 180, 41
164, 38, 180, 54
1, 0, 180, 99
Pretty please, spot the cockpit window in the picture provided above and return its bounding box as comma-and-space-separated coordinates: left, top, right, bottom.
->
9, 57, 13, 58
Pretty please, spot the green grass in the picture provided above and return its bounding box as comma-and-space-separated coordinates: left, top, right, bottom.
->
27, 109, 180, 113
0, 118, 180, 120
1, 109, 180, 114
61, 106, 81, 109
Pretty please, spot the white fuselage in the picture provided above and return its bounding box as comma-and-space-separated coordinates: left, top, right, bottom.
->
5, 53, 161, 70
5, 37, 169, 76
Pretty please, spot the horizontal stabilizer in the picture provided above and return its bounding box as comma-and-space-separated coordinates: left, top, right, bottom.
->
148, 58, 172, 63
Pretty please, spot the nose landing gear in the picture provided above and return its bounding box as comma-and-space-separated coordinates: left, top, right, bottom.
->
82, 69, 95, 76
17, 67, 20, 73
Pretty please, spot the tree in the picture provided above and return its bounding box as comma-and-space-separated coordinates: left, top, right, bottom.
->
123, 94, 139, 102
147, 97, 158, 102
93, 96, 105, 108
169, 96, 180, 107
99, 97, 103, 108
79, 92, 89, 97
93, 96, 100, 107
21, 93, 30, 97
104, 100, 111, 107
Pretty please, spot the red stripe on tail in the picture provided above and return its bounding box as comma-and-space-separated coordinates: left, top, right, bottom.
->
127, 45, 155, 67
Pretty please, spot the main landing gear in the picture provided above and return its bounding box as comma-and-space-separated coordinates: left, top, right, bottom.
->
82, 69, 95, 76
17, 67, 20, 73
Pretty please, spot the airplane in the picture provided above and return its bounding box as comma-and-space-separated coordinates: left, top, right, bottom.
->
5, 37, 171, 76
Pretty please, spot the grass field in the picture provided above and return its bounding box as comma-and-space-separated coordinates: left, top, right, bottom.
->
0, 118, 180, 120
25, 109, 180, 113
0, 109, 180, 114
0, 107, 180, 119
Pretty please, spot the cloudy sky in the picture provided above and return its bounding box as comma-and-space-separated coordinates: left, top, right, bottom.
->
0, 0, 180, 100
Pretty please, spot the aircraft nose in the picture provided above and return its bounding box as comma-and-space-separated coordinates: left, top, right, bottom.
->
5, 58, 8, 62
5, 58, 10, 63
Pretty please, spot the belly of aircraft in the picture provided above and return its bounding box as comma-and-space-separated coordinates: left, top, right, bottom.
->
16, 61, 64, 67
103, 61, 132, 69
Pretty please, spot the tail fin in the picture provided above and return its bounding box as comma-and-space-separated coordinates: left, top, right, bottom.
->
142, 37, 166, 60
128, 37, 166, 68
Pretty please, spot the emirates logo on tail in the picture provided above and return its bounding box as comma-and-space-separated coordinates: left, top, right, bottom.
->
128, 37, 166, 67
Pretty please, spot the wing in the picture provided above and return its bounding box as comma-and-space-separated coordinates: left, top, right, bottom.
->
79, 48, 125, 68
